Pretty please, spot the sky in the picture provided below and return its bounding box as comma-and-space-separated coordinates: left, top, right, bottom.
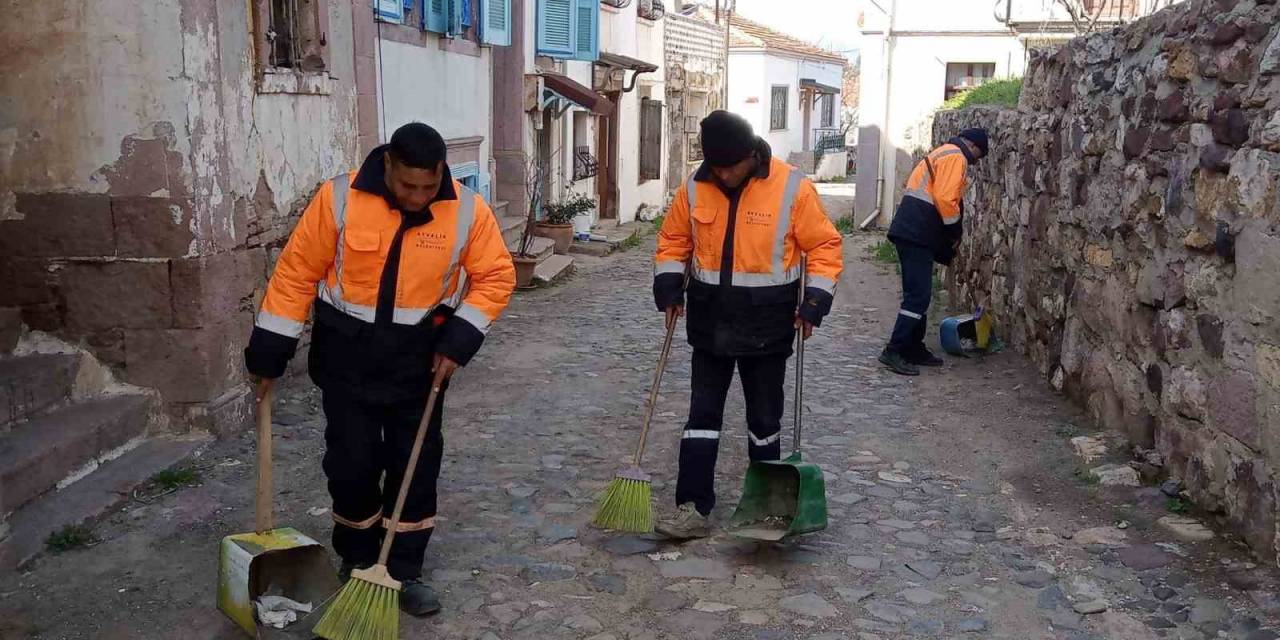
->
729, 0, 861, 63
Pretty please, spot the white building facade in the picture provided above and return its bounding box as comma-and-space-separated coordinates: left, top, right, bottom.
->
855, 0, 1183, 223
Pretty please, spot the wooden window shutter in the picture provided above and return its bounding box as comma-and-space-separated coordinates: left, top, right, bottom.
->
482, 0, 512, 45
640, 98, 663, 182
537, 0, 574, 56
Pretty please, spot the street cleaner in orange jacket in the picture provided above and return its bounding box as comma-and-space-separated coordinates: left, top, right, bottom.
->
243, 123, 515, 615
879, 128, 988, 376
652, 111, 844, 539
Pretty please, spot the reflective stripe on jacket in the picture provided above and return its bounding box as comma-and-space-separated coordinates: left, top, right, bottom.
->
653, 148, 843, 356
244, 150, 515, 398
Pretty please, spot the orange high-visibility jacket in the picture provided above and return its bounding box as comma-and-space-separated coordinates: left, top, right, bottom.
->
245, 156, 514, 397
654, 153, 843, 356
887, 141, 972, 264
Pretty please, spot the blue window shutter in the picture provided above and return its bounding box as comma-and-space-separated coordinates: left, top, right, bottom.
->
537, 0, 574, 57
481, 0, 512, 46
572, 0, 598, 61
376, 0, 406, 21
403, 0, 414, 10
424, 0, 447, 32
461, 0, 472, 27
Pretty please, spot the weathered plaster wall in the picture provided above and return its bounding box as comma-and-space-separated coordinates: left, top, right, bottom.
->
0, 0, 359, 436
936, 0, 1280, 561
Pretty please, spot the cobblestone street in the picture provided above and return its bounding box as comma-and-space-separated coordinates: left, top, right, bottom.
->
3, 220, 1279, 640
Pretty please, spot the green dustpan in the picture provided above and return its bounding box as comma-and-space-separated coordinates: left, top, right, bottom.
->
728, 258, 828, 541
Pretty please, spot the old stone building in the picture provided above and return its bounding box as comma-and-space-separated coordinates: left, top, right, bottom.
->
938, 0, 1280, 562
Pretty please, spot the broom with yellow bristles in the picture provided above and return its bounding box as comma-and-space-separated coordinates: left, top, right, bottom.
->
593, 264, 687, 533
313, 367, 448, 640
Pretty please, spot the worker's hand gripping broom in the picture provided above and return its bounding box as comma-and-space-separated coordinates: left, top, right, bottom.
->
593, 265, 689, 533
312, 367, 449, 640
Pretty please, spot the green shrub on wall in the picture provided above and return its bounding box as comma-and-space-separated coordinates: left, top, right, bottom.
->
942, 78, 1023, 110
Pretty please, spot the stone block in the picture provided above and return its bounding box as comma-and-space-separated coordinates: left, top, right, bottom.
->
0, 193, 115, 258
1208, 371, 1259, 449
1166, 367, 1208, 422
0, 307, 20, 354
111, 197, 196, 258
60, 261, 172, 332
1211, 108, 1250, 146
1197, 314, 1225, 359
1233, 230, 1280, 327
0, 257, 54, 306
1228, 150, 1279, 219
1259, 343, 1280, 389
170, 249, 265, 329
122, 320, 247, 404
1261, 31, 1280, 75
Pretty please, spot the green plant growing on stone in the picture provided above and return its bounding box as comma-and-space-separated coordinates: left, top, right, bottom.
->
1074, 466, 1100, 486
942, 78, 1022, 110
618, 231, 643, 252
834, 215, 858, 235
46, 525, 96, 552
151, 467, 200, 491
1166, 497, 1192, 514
651, 214, 665, 234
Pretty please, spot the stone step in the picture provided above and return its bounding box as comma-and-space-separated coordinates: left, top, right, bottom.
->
491, 200, 510, 218
0, 434, 208, 570
0, 393, 156, 519
0, 354, 81, 431
533, 254, 575, 286
510, 235, 555, 262
499, 211, 527, 248
568, 221, 648, 257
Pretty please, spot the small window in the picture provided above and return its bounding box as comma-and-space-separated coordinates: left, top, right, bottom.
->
258, 0, 328, 72
770, 86, 788, 131
944, 62, 996, 100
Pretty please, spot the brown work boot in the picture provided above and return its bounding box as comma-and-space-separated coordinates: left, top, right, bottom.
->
655, 503, 712, 540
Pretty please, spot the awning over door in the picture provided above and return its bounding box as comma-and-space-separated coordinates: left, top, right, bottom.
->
539, 72, 614, 115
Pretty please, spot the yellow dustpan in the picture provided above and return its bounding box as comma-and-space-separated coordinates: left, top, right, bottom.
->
217, 380, 338, 637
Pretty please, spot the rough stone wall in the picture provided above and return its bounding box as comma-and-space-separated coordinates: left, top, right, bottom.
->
0, 1, 359, 436
665, 11, 726, 194
935, 0, 1280, 561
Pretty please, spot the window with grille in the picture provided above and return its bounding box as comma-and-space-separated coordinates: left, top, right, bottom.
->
259, 0, 327, 72
770, 86, 788, 131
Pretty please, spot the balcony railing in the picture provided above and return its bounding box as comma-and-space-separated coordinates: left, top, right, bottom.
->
601, 0, 632, 8
812, 128, 845, 164
573, 146, 599, 181
638, 0, 665, 21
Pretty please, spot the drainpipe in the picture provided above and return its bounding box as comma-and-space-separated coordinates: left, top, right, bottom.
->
874, 0, 898, 226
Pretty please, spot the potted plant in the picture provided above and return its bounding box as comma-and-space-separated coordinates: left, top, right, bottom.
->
536, 191, 595, 254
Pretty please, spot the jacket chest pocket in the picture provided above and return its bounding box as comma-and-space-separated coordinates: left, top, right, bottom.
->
340, 229, 383, 288
691, 206, 721, 259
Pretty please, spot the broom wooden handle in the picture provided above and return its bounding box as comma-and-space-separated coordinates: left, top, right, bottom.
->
376, 367, 448, 566
633, 264, 691, 467
255, 378, 275, 533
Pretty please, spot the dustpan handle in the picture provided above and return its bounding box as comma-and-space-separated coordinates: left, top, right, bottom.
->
793, 257, 807, 455
377, 367, 448, 566
255, 378, 274, 533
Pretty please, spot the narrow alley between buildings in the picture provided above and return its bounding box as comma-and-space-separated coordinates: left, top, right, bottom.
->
3, 201, 1278, 639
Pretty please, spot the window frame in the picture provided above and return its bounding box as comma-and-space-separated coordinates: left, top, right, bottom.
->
769, 85, 789, 131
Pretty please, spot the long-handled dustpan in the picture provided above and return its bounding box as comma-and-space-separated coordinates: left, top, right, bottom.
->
218, 379, 338, 637
727, 258, 828, 541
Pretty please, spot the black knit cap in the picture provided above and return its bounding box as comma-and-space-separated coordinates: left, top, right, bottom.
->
700, 110, 756, 167
958, 128, 989, 156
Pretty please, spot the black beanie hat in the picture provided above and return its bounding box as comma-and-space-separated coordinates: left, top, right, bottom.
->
958, 128, 989, 156
700, 110, 756, 167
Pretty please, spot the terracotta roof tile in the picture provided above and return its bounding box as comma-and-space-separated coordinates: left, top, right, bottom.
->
696, 8, 846, 65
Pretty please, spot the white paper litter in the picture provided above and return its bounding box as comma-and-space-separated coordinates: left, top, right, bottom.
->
307, 506, 330, 517
254, 595, 313, 629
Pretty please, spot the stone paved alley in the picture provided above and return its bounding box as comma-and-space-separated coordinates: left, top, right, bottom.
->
3, 198, 1280, 639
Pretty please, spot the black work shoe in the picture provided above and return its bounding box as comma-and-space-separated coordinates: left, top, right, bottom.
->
879, 349, 920, 376
400, 579, 442, 616
338, 561, 370, 584
906, 348, 944, 367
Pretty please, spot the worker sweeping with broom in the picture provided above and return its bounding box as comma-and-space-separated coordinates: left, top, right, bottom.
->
651, 111, 844, 540
243, 122, 515, 634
